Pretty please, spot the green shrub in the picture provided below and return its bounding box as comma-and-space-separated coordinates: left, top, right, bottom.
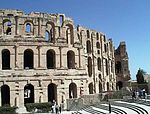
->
25, 102, 52, 112
0, 106, 17, 114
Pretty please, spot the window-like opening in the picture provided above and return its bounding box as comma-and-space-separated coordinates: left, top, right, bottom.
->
47, 49, 55, 69
97, 57, 101, 71
48, 83, 57, 102
45, 30, 49, 41
3, 20, 12, 35
2, 49, 10, 70
1, 85, 10, 106
97, 50, 100, 54
24, 84, 34, 104
99, 82, 102, 93
96, 42, 100, 49
96, 33, 99, 40
86, 40, 91, 54
107, 82, 109, 91
59, 15, 63, 26
67, 51, 75, 69
46, 22, 55, 43
116, 81, 123, 90
26, 23, 31, 33
69, 83, 77, 98
115, 61, 122, 73
66, 24, 74, 44
24, 49, 34, 69
104, 44, 107, 52
88, 57, 92, 77
88, 83, 93, 94
87, 30, 90, 38
80, 30, 84, 44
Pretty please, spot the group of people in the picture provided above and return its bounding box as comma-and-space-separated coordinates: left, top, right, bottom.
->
132, 88, 147, 100
51, 100, 62, 114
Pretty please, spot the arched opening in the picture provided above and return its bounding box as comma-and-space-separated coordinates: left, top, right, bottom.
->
96, 42, 100, 49
87, 30, 90, 38
107, 82, 109, 91
45, 30, 49, 41
115, 61, 122, 73
48, 83, 57, 102
3, 20, 12, 35
67, 51, 75, 69
47, 49, 55, 69
24, 84, 34, 104
46, 22, 55, 43
97, 57, 101, 71
2, 49, 10, 70
116, 81, 123, 90
88, 83, 93, 94
26, 23, 31, 33
96, 33, 99, 40
24, 49, 34, 69
88, 57, 92, 77
86, 40, 91, 53
69, 83, 77, 98
66, 24, 74, 44
99, 82, 102, 93
1, 85, 10, 106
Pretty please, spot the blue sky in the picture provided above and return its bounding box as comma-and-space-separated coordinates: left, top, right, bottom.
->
1, 0, 150, 80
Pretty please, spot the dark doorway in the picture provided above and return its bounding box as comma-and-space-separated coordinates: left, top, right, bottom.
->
24, 84, 34, 104
116, 81, 123, 90
99, 82, 102, 93
69, 83, 77, 98
88, 83, 93, 94
24, 49, 33, 69
47, 50, 55, 69
67, 51, 75, 69
48, 83, 57, 102
1, 85, 10, 106
2, 49, 10, 70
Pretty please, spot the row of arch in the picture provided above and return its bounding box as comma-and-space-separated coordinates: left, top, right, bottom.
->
2, 19, 74, 44
1, 81, 112, 106
1, 82, 77, 106
1, 49, 76, 70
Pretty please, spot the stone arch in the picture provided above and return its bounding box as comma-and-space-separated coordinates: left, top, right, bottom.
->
116, 81, 123, 90
88, 57, 92, 77
66, 24, 74, 44
97, 57, 101, 71
99, 81, 102, 93
2, 49, 10, 70
24, 20, 34, 35
86, 40, 91, 54
88, 83, 93, 94
48, 83, 57, 102
107, 82, 109, 91
45, 22, 55, 43
24, 84, 34, 104
46, 49, 56, 69
24, 49, 34, 69
3, 19, 12, 35
69, 82, 77, 98
1, 84, 10, 106
67, 50, 75, 69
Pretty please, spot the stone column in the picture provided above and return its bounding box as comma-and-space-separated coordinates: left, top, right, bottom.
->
59, 47, 62, 68
78, 48, 81, 68
0, 87, 1, 106
14, 44, 19, 68
38, 18, 41, 36
37, 45, 41, 68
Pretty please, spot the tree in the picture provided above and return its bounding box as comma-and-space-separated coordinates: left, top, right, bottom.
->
136, 68, 146, 84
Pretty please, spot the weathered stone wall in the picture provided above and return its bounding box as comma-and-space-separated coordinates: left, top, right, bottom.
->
0, 9, 116, 109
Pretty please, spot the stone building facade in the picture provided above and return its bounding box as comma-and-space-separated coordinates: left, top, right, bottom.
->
115, 42, 130, 90
0, 9, 116, 108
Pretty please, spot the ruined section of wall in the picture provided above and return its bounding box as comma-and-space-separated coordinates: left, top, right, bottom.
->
115, 41, 131, 90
